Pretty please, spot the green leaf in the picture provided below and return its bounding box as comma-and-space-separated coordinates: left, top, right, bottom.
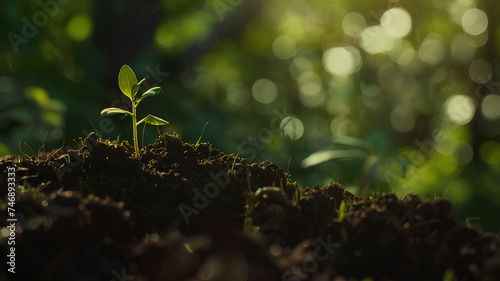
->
136, 87, 162, 104
118, 65, 138, 100
100, 107, 132, 116
132, 78, 146, 98
137, 114, 169, 126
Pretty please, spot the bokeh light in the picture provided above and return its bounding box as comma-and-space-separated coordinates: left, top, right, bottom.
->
448, 0, 477, 24
469, 59, 492, 84
343, 12, 366, 38
451, 34, 476, 62
331, 116, 359, 137
461, 8, 488, 36
380, 8, 412, 38
323, 46, 361, 77
273, 35, 296, 59
281, 116, 304, 140
66, 14, 94, 42
444, 95, 476, 125
360, 25, 399, 54
390, 103, 416, 133
298, 71, 325, 108
252, 79, 278, 104
227, 83, 250, 107
419, 36, 446, 65
481, 95, 500, 120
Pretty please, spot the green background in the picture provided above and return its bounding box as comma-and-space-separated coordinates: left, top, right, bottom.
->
1, 0, 499, 232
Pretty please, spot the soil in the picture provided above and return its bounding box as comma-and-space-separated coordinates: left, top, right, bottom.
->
0, 132, 499, 281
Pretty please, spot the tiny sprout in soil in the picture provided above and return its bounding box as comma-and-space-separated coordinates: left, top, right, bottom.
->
100, 64, 169, 158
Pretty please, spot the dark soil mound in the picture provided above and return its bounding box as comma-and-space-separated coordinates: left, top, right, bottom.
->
0, 133, 499, 281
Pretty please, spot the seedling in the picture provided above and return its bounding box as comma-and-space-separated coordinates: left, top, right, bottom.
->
101, 65, 169, 158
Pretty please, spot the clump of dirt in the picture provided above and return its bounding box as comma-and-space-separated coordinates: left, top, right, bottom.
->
0, 133, 499, 281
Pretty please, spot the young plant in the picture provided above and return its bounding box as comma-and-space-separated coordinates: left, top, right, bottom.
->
100, 65, 169, 158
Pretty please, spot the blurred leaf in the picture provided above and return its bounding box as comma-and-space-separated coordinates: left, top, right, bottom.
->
42, 111, 64, 127
24, 86, 49, 107
301, 149, 368, 169
443, 268, 455, 281
44, 100, 68, 113
338, 200, 346, 222
0, 142, 10, 157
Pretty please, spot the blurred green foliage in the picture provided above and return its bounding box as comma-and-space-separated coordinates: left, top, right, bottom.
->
1, 0, 499, 231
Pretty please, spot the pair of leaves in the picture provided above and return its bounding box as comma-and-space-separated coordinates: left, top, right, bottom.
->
100, 81, 162, 117
118, 65, 162, 104
100, 65, 168, 126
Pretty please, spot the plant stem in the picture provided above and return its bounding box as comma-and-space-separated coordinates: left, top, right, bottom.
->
132, 101, 139, 158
